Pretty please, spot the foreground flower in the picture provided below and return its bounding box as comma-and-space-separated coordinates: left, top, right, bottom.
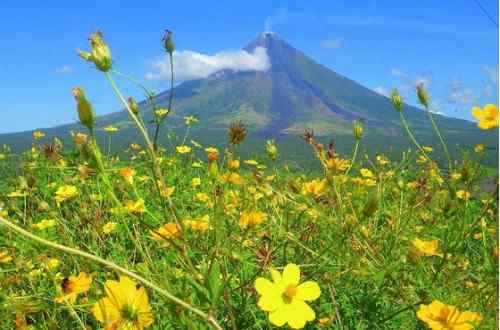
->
54, 272, 92, 304
471, 104, 499, 129
55, 185, 78, 203
31, 219, 57, 231
412, 239, 443, 257
92, 276, 154, 329
176, 145, 191, 154
0, 251, 12, 263
119, 167, 136, 185
150, 222, 181, 241
239, 211, 267, 228
417, 300, 482, 329
102, 222, 117, 234
255, 263, 320, 329
456, 190, 471, 201
303, 179, 327, 197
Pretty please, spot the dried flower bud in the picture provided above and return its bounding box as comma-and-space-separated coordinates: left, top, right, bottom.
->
127, 97, 139, 116
391, 89, 403, 112
72, 87, 94, 130
228, 121, 247, 145
266, 140, 278, 161
416, 83, 429, 108
78, 30, 112, 72
352, 120, 364, 140
162, 29, 175, 54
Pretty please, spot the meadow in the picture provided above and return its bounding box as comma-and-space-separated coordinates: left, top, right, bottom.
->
0, 30, 498, 330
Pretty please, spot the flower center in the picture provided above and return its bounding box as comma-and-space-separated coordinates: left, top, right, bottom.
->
282, 284, 297, 302
122, 304, 139, 322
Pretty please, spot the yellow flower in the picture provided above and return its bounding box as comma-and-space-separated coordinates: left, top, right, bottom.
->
360, 168, 375, 178
228, 159, 240, 170
184, 215, 211, 232
130, 143, 141, 151
102, 222, 117, 234
218, 172, 244, 185
412, 238, 443, 257
376, 155, 389, 166
191, 178, 201, 187
119, 167, 135, 185
239, 211, 267, 228
325, 157, 349, 172
471, 104, 499, 129
195, 192, 210, 203
244, 159, 259, 166
473, 144, 485, 154
150, 222, 181, 241
7, 190, 27, 198
417, 300, 482, 330
450, 172, 462, 181
92, 276, 154, 329
33, 130, 46, 140
31, 219, 57, 231
184, 115, 198, 125
45, 258, 60, 270
423, 146, 433, 153
103, 125, 119, 133
176, 145, 191, 154
54, 272, 92, 304
303, 179, 327, 197
364, 179, 377, 187
112, 199, 147, 214
55, 185, 78, 203
0, 251, 13, 263
255, 263, 320, 329
160, 186, 175, 198
456, 190, 470, 200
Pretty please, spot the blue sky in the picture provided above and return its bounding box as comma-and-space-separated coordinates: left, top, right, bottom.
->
0, 0, 498, 133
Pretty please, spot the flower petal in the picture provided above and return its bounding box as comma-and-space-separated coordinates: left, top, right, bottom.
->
282, 263, 300, 286
270, 268, 282, 284
471, 107, 483, 120
269, 306, 289, 327
296, 281, 321, 301
258, 293, 282, 312
287, 300, 316, 329
255, 278, 274, 295
92, 297, 121, 325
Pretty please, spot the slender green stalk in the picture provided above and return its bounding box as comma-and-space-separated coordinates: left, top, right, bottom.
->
399, 112, 433, 164
345, 139, 360, 175
425, 107, 452, 171
153, 52, 174, 150
0, 216, 223, 330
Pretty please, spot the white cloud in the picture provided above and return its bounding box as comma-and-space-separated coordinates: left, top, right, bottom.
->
320, 38, 343, 50
146, 47, 270, 82
483, 66, 498, 83
448, 80, 479, 105
57, 65, 73, 74
374, 86, 388, 96
390, 68, 408, 78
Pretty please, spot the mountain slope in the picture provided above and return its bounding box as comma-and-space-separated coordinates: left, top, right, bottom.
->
0, 32, 497, 165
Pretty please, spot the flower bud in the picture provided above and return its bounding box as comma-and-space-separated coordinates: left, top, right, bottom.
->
78, 30, 112, 72
127, 97, 140, 116
72, 87, 94, 130
352, 120, 364, 140
266, 140, 278, 162
162, 29, 175, 54
391, 89, 403, 112
416, 83, 429, 108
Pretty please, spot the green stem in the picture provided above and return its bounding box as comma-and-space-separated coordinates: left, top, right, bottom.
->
0, 216, 223, 330
425, 108, 452, 171
399, 112, 432, 164
153, 52, 174, 150
345, 139, 360, 175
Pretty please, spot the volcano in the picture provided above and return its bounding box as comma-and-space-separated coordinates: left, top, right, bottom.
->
1, 32, 497, 163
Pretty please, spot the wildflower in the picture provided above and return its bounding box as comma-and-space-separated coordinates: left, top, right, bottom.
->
0, 251, 12, 263
423, 146, 433, 153
192, 161, 204, 168
191, 177, 201, 187
130, 143, 141, 151
352, 120, 364, 139
54, 272, 92, 304
162, 29, 175, 54
160, 186, 175, 198
128, 97, 140, 116
228, 120, 247, 145
228, 159, 240, 170
244, 159, 259, 166
78, 30, 112, 72
184, 215, 211, 232
473, 144, 485, 154
376, 155, 389, 166
73, 132, 88, 147
325, 156, 349, 172
303, 179, 327, 197
411, 239, 443, 257
195, 192, 210, 203
239, 211, 267, 228
417, 300, 482, 330
184, 115, 198, 125
456, 190, 470, 200
176, 145, 191, 154
416, 83, 430, 108
7, 190, 27, 198
31, 219, 57, 231
450, 172, 462, 181
391, 89, 403, 112
119, 167, 135, 185
92, 276, 154, 329
55, 185, 78, 203
72, 87, 95, 130
102, 222, 117, 234
45, 258, 60, 270
150, 222, 180, 241
205, 147, 219, 161
254, 263, 320, 329
154, 108, 169, 118
124, 199, 146, 214
471, 104, 498, 129
360, 168, 375, 178
266, 140, 279, 161
33, 131, 45, 140
219, 172, 244, 185
103, 125, 119, 133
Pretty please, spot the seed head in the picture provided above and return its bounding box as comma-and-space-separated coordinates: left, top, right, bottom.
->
391, 89, 403, 112
162, 29, 175, 54
228, 121, 247, 145
78, 30, 112, 72
352, 120, 364, 140
72, 87, 94, 130
416, 83, 430, 108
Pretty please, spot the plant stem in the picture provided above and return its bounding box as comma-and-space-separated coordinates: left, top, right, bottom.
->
0, 216, 223, 330
425, 107, 452, 171
153, 52, 174, 150
345, 139, 360, 175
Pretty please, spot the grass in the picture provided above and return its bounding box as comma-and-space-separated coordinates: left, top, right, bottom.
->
0, 29, 498, 330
